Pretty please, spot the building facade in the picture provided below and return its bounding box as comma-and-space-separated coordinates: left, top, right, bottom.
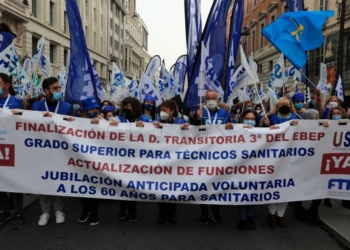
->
0, 0, 151, 89
238, 0, 350, 103
124, 0, 151, 81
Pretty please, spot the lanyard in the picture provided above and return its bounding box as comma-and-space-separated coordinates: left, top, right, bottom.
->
45, 101, 60, 114
205, 108, 218, 125
2, 95, 10, 109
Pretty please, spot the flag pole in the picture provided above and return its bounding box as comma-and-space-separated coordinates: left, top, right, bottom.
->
297, 68, 317, 89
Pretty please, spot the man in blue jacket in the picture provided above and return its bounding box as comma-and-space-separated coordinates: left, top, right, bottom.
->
32, 77, 72, 226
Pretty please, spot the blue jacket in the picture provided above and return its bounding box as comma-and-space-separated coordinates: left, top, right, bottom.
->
117, 114, 152, 123
32, 100, 72, 115
269, 113, 299, 125
0, 95, 22, 109
200, 108, 229, 125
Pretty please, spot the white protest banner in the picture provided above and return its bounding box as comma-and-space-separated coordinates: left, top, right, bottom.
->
0, 110, 349, 204
317, 63, 328, 94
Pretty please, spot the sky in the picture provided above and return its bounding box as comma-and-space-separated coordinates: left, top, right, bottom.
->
137, 0, 213, 69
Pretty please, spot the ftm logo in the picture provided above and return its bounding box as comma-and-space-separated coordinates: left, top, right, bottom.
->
328, 179, 350, 191
320, 153, 350, 175
0, 144, 15, 167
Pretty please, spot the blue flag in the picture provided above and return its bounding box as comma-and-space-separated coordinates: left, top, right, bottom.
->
65, 0, 106, 105
262, 11, 334, 69
285, 0, 304, 12
185, 0, 202, 81
224, 0, 243, 102
171, 55, 187, 97
0, 31, 16, 53
183, 0, 230, 108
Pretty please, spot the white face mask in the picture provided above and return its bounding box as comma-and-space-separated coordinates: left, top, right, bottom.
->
329, 101, 338, 108
160, 111, 169, 120
206, 100, 217, 110
108, 117, 115, 122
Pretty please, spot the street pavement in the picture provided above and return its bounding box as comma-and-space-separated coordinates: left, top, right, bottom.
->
0, 196, 346, 250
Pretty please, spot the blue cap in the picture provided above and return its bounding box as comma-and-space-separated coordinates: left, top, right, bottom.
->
144, 95, 155, 103
292, 93, 305, 102
82, 97, 100, 111
102, 105, 115, 113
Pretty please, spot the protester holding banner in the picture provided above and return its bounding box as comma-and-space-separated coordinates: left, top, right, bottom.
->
195, 89, 231, 225
0, 73, 25, 230
142, 95, 157, 122
266, 97, 299, 228
101, 105, 115, 121
154, 99, 188, 224
32, 77, 72, 116
294, 109, 325, 224
236, 110, 259, 230
292, 93, 306, 119
0, 73, 22, 109
114, 97, 146, 222
77, 97, 103, 225
31, 77, 73, 226
265, 97, 299, 127
330, 107, 348, 120
72, 103, 82, 117
114, 97, 148, 126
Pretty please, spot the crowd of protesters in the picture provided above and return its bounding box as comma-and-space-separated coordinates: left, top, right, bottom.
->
0, 73, 349, 230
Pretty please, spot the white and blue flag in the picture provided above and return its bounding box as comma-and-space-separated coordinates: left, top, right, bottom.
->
0, 42, 19, 75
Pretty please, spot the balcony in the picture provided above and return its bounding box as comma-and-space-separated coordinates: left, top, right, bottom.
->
0, 0, 29, 20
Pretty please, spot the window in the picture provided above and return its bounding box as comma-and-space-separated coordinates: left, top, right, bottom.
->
64, 49, 68, 67
115, 40, 118, 50
94, 8, 96, 23
32, 37, 38, 57
320, 0, 328, 10
50, 2, 54, 26
110, 19, 113, 30
271, 15, 275, 23
269, 61, 273, 71
346, 0, 350, 13
85, 26, 88, 43
64, 11, 67, 33
110, 36, 112, 47
85, 0, 89, 16
254, 0, 257, 8
32, 0, 37, 17
246, 1, 249, 15
260, 23, 264, 49
50, 44, 55, 64
101, 15, 103, 29
252, 30, 256, 52
94, 32, 96, 48
345, 35, 350, 71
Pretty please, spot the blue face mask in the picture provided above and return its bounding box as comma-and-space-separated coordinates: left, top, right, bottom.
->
332, 115, 342, 120
247, 107, 254, 111
115, 104, 120, 111
52, 92, 62, 101
73, 104, 80, 111
87, 111, 99, 118
144, 103, 153, 111
295, 103, 304, 110
0, 87, 3, 96
244, 120, 256, 127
